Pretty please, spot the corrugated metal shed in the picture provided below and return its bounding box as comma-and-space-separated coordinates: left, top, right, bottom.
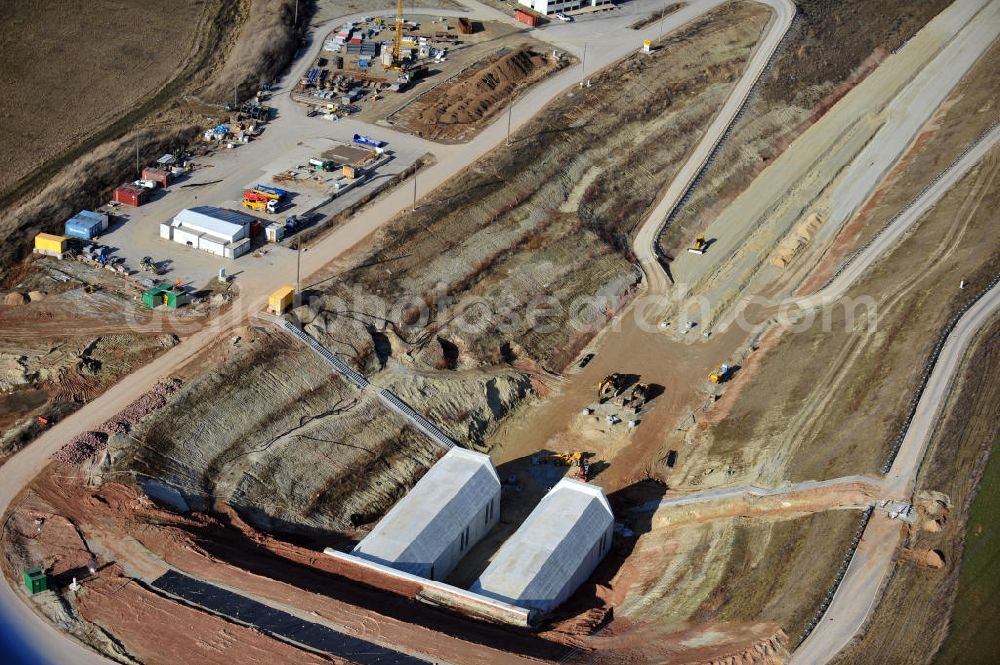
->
470, 478, 614, 615
352, 447, 501, 581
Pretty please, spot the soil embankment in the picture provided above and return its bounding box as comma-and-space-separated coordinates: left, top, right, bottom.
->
392, 46, 566, 142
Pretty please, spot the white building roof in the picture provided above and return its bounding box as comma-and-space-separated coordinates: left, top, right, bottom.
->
173, 206, 254, 242
352, 447, 500, 576
470, 478, 613, 613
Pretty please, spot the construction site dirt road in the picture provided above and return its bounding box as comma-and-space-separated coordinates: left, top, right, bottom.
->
0, 2, 796, 663
2, 0, 997, 662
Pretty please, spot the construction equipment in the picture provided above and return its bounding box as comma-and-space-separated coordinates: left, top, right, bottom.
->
624, 383, 650, 410
551, 451, 583, 466
688, 234, 707, 254
391, 0, 405, 69
308, 158, 336, 172
598, 373, 626, 402
708, 364, 730, 384
243, 190, 278, 213
251, 184, 289, 201
139, 256, 162, 274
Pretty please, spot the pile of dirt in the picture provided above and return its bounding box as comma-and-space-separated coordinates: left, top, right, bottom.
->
397, 46, 562, 141
3, 292, 26, 306
423, 48, 548, 126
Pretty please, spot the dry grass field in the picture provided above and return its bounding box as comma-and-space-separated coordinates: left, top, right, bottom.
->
0, 0, 218, 201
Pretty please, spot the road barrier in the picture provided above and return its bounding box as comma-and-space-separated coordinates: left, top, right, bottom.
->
652, 6, 799, 250
879, 271, 1000, 475
797, 506, 874, 645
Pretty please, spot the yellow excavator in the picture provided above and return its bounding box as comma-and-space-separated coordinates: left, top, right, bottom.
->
551, 451, 583, 466
598, 373, 626, 402
688, 234, 707, 254
708, 364, 730, 384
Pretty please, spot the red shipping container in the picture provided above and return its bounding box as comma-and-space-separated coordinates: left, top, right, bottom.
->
515, 9, 540, 27
113, 184, 149, 207
142, 167, 171, 188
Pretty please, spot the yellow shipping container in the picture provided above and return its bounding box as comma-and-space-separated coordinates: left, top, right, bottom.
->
34, 233, 68, 254
268, 286, 295, 314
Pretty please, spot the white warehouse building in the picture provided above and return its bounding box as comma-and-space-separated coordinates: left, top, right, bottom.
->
352, 447, 501, 581
470, 478, 613, 616
160, 206, 254, 259
518, 0, 611, 15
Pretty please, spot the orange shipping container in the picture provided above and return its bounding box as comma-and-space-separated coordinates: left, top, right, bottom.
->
142, 167, 171, 188
514, 9, 540, 27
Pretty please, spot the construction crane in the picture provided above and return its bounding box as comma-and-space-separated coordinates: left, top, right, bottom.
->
391, 0, 405, 69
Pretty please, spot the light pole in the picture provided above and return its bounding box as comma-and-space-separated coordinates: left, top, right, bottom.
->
581, 42, 587, 82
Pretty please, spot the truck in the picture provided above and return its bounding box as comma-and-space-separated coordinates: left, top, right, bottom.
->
308, 158, 336, 172
352, 133, 383, 148
251, 184, 288, 201
243, 190, 278, 213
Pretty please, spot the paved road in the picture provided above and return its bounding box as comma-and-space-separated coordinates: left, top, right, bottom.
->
632, 474, 883, 513
632, 0, 795, 297
0, 2, 786, 663
793, 122, 1000, 310
790, 282, 1000, 665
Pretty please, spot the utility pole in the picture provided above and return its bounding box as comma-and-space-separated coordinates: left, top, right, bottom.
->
295, 235, 302, 306
234, 80, 238, 109
581, 42, 587, 82
506, 95, 513, 146
412, 171, 418, 211
135, 133, 140, 176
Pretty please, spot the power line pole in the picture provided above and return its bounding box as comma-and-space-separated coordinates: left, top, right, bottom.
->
295, 235, 302, 305
412, 170, 418, 211
506, 95, 513, 146
581, 42, 587, 82
135, 133, 140, 176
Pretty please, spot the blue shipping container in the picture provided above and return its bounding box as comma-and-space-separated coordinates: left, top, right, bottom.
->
64, 211, 108, 240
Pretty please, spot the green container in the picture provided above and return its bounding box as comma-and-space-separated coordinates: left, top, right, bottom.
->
142, 285, 188, 309
24, 567, 48, 594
